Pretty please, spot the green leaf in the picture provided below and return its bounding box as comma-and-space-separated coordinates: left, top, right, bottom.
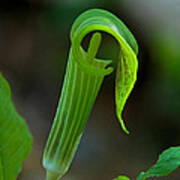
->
114, 175, 130, 180
136, 146, 180, 180
0, 74, 33, 180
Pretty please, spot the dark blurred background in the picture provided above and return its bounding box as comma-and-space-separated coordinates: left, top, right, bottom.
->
0, 0, 180, 180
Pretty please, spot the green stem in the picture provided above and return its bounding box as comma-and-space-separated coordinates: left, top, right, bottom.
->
46, 170, 62, 180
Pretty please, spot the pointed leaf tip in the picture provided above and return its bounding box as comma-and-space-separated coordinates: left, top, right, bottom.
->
118, 116, 129, 134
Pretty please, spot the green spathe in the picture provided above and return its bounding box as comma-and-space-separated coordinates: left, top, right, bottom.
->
43, 8, 138, 180
70, 8, 138, 134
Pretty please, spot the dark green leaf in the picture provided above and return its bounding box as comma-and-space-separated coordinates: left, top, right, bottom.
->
136, 146, 180, 180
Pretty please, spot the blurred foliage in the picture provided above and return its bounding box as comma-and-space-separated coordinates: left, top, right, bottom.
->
151, 31, 180, 83
42, 0, 112, 28
149, 31, 180, 120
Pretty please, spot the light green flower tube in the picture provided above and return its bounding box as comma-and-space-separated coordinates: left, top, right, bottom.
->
43, 8, 138, 180
43, 32, 112, 180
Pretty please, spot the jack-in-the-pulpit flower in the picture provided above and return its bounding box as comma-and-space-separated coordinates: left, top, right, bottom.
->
43, 8, 138, 180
